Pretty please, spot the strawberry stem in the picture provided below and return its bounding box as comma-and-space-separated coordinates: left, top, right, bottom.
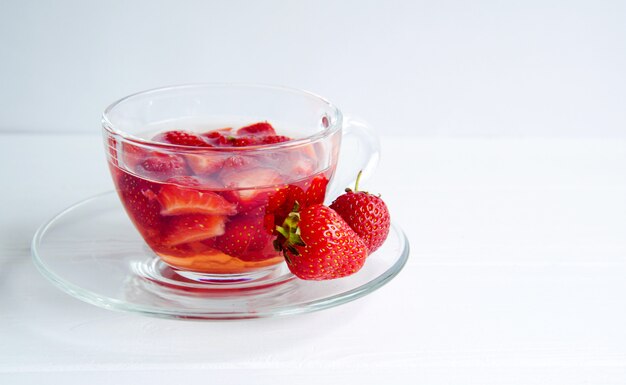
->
354, 170, 363, 192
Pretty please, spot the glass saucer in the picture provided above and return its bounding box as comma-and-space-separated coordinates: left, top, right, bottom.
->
31, 192, 409, 320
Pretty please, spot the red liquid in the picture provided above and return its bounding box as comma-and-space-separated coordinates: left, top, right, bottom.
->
108, 131, 330, 275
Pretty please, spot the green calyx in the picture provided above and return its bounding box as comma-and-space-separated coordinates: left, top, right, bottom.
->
274, 202, 306, 260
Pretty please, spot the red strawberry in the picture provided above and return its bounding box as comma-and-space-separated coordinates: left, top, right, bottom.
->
260, 135, 290, 144
161, 214, 227, 246
275, 204, 368, 280
289, 156, 316, 177
222, 155, 258, 170
215, 215, 275, 261
152, 130, 210, 147
116, 172, 161, 236
264, 148, 317, 178
201, 128, 233, 147
221, 166, 283, 189
304, 174, 329, 206
264, 184, 305, 233
220, 167, 283, 211
199, 123, 291, 148
329, 172, 390, 253
164, 175, 202, 187
157, 184, 237, 216
166, 175, 223, 189
266, 185, 304, 213
186, 153, 227, 175
266, 184, 305, 231
121, 142, 150, 170
232, 137, 259, 147
237, 122, 276, 137
139, 153, 187, 177
232, 135, 291, 147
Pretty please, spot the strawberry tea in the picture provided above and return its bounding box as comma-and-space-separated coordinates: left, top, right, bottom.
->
109, 122, 333, 276
102, 84, 376, 283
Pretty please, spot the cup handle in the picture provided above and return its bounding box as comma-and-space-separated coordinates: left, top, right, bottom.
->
327, 115, 381, 201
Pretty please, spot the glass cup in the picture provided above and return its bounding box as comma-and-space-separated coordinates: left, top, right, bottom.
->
102, 84, 379, 283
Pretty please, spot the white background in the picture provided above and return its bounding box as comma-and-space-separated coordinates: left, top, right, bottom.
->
2, 1, 626, 384
1, 0, 625, 137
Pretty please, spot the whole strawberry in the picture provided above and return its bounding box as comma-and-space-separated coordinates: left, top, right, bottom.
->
330, 171, 390, 253
275, 204, 368, 280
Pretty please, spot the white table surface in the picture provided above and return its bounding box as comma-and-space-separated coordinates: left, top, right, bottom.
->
1, 133, 626, 384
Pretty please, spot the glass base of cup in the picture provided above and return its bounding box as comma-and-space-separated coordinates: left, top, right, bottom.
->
173, 265, 285, 284
133, 257, 295, 291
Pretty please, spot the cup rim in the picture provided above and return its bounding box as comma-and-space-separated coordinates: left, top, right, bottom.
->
102, 83, 343, 151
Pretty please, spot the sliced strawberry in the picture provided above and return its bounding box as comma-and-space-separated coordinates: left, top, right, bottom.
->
279, 143, 319, 177
201, 128, 233, 147
236, 122, 276, 137
232, 137, 259, 147
303, 174, 329, 206
166, 175, 224, 190
161, 214, 227, 246
260, 135, 290, 144
186, 153, 227, 175
152, 130, 210, 147
220, 167, 283, 211
246, 147, 315, 179
116, 172, 161, 236
263, 214, 276, 234
230, 135, 290, 147
139, 153, 187, 178
121, 142, 150, 170
157, 184, 237, 216
202, 128, 232, 138
165, 175, 202, 187
155, 242, 232, 265
108, 162, 123, 180
215, 215, 276, 261
286, 153, 317, 177
197, 176, 225, 189
208, 136, 233, 147
238, 204, 268, 218
222, 155, 258, 170
301, 142, 319, 159
199, 123, 289, 148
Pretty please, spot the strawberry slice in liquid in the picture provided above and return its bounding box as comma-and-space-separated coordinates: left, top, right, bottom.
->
161, 214, 227, 246
220, 167, 284, 212
157, 184, 237, 216
109, 121, 334, 275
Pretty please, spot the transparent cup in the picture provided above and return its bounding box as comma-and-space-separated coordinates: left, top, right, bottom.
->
102, 84, 379, 283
